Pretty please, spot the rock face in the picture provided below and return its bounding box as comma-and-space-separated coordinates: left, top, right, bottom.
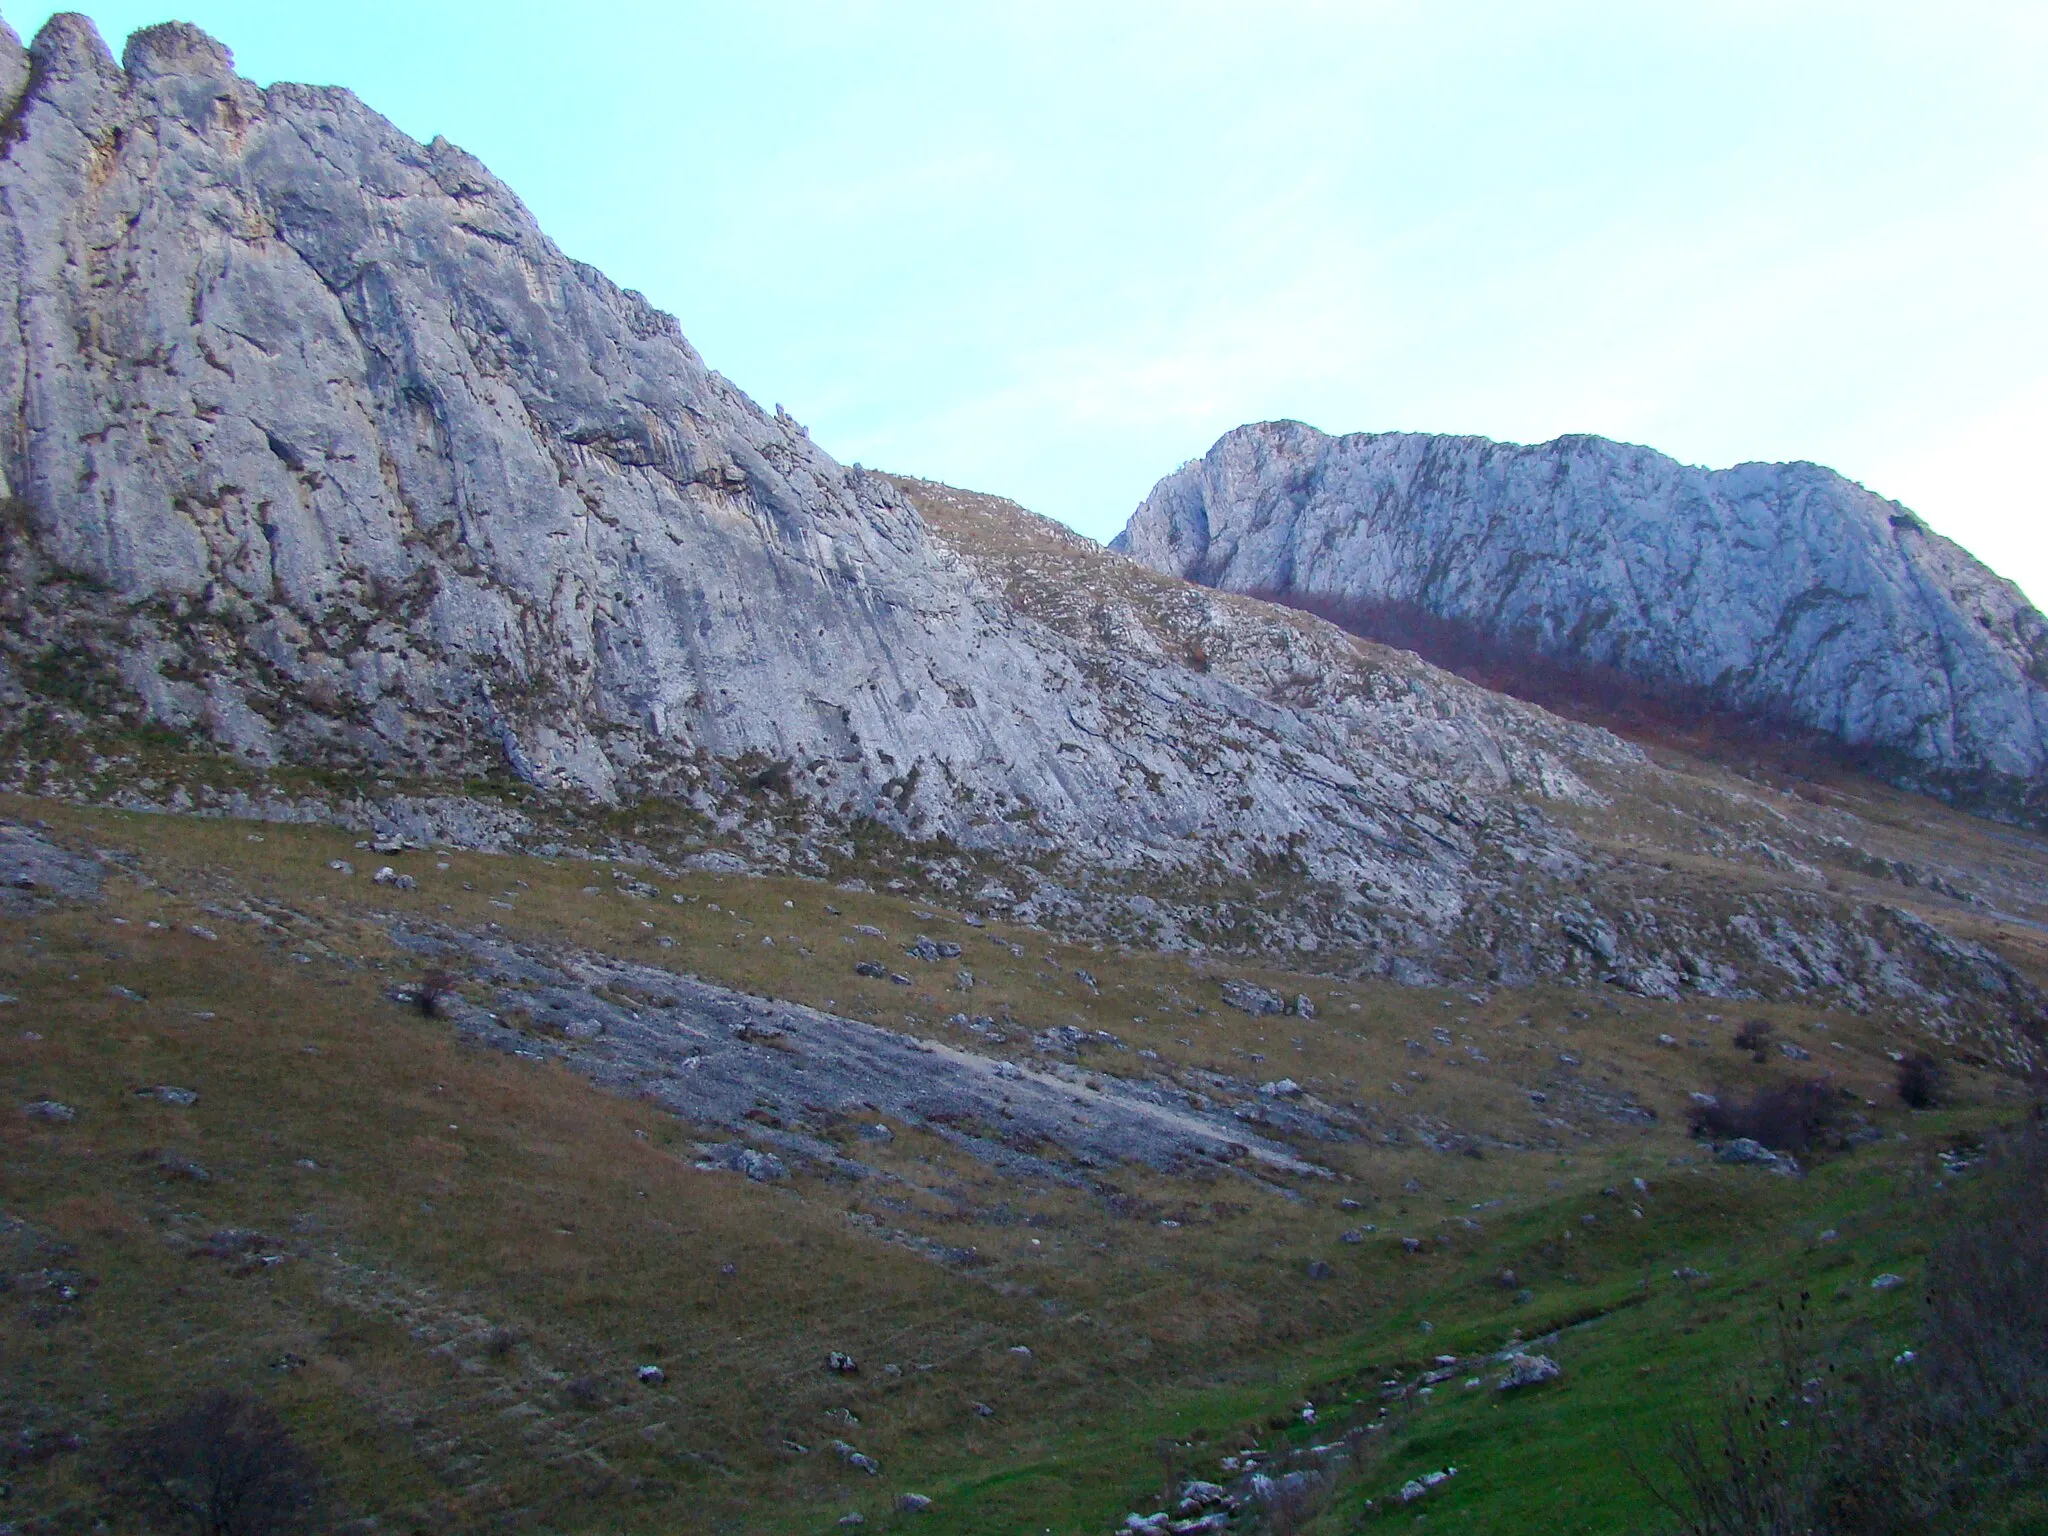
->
1115, 421, 2048, 820
0, 14, 1629, 936
0, 17, 2040, 1061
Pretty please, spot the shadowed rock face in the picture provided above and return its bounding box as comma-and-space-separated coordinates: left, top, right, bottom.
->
1114, 421, 2048, 820
0, 14, 1632, 938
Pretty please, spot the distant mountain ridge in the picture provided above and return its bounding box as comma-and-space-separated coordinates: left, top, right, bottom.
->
1114, 421, 2048, 824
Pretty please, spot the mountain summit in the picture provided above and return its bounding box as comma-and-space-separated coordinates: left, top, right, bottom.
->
1114, 421, 2048, 823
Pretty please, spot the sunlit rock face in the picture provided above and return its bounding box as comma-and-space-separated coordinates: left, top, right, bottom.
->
1116, 421, 2048, 821
0, 15, 1631, 938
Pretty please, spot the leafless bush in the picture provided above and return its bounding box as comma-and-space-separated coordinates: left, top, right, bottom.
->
414, 969, 460, 1019
562, 1375, 608, 1410
110, 1391, 321, 1535
1732, 1019, 1773, 1062
1895, 1050, 1947, 1109
1688, 1077, 1839, 1155
1647, 1122, 2048, 1534
1915, 1124, 2048, 1460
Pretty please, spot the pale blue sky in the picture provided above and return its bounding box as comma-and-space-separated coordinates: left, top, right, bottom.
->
13, 2, 2048, 601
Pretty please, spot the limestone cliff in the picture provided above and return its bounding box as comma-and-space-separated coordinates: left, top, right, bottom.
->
0, 15, 1622, 935
1115, 421, 2048, 822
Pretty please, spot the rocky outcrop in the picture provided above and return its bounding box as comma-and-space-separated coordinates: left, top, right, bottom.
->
0, 14, 1628, 939
1115, 421, 2048, 821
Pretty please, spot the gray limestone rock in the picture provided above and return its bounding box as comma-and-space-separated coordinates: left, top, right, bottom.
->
1116, 421, 2048, 822
1494, 1354, 1561, 1390
0, 14, 1633, 951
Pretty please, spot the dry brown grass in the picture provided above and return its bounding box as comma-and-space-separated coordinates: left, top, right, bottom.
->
0, 793, 2028, 1532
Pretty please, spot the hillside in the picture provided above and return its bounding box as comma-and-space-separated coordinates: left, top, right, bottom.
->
5, 798, 2044, 1535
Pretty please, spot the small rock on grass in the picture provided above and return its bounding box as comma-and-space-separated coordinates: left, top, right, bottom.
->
895, 1493, 932, 1513
1716, 1137, 1800, 1175
1496, 1353, 1561, 1390
22, 1099, 75, 1122
1399, 1467, 1458, 1502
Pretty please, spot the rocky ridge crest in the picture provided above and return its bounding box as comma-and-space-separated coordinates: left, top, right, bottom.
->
1114, 421, 2048, 824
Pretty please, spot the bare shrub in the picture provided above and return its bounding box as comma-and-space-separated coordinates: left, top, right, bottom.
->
414, 969, 460, 1019
1647, 1122, 2048, 1534
1915, 1123, 2048, 1459
562, 1375, 607, 1410
1688, 1077, 1838, 1155
1732, 1019, 1773, 1062
1895, 1050, 1947, 1109
110, 1391, 321, 1535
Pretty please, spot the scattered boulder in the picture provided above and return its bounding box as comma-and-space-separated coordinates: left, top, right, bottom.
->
1496, 1354, 1561, 1391
854, 960, 886, 978
895, 1493, 932, 1514
1177, 1480, 1227, 1514
694, 1144, 788, 1182
22, 1099, 76, 1123
829, 1440, 879, 1475
1716, 1138, 1800, 1176
1220, 979, 1286, 1016
636, 1364, 666, 1385
1870, 1273, 1905, 1291
1398, 1467, 1458, 1502
1293, 994, 1316, 1019
328, 859, 355, 876
904, 936, 962, 962
1257, 1078, 1303, 1098
151, 1150, 211, 1182
828, 1351, 859, 1373
142, 1086, 198, 1106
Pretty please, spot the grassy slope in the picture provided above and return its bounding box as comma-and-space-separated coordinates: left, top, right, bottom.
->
4, 797, 2036, 1535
